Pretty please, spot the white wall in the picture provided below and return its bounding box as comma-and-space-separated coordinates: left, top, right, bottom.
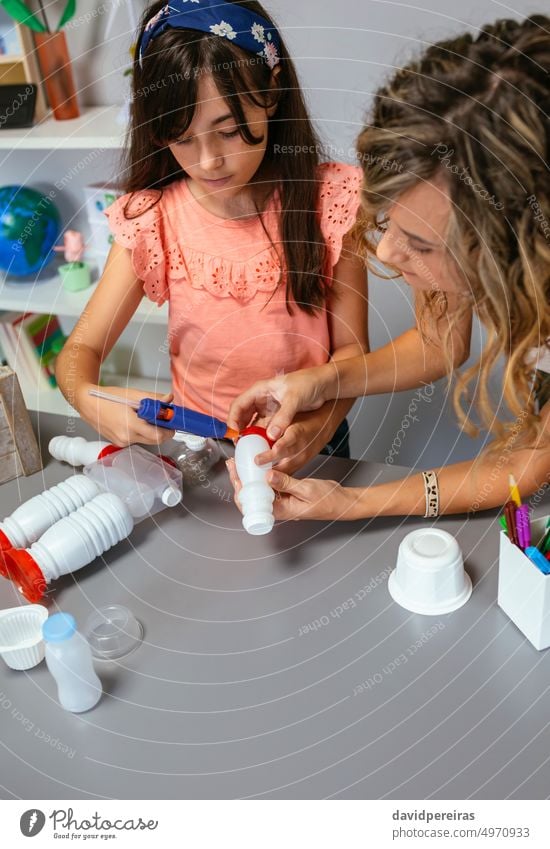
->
6, 0, 539, 466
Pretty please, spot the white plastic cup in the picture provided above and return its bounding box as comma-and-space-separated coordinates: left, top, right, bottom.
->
234, 430, 275, 535
0, 605, 48, 670
388, 528, 472, 615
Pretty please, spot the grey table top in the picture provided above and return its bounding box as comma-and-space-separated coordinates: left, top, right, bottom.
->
0, 412, 549, 800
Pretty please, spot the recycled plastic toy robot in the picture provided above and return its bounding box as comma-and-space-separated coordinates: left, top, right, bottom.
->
0, 396, 275, 603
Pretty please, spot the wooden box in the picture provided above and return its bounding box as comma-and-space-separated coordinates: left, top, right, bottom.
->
0, 366, 42, 485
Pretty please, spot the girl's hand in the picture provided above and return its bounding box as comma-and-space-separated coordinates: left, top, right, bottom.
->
77, 384, 175, 447
226, 459, 358, 522
227, 365, 336, 441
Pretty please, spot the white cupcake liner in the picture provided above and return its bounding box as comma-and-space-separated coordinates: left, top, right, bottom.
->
0, 604, 48, 670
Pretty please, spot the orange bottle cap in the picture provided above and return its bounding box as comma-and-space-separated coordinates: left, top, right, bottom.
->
2, 549, 47, 603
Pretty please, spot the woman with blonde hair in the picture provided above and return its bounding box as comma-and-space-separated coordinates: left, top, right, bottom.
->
228, 15, 550, 520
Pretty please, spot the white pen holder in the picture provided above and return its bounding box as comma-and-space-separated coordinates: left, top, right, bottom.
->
497, 515, 550, 650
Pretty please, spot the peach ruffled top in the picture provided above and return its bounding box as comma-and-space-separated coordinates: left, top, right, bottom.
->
105, 162, 362, 422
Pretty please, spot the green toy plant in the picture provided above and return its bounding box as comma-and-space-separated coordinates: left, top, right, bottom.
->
0, 0, 76, 32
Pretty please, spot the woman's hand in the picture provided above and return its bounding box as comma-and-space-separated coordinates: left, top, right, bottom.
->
253, 405, 347, 473
226, 459, 360, 522
227, 364, 337, 441
265, 412, 329, 475
76, 384, 175, 447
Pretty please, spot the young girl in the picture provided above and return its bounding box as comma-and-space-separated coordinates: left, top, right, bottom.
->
56, 0, 368, 473
228, 15, 550, 518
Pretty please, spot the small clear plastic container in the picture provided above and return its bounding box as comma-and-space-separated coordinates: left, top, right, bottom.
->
84, 605, 143, 660
84, 445, 182, 520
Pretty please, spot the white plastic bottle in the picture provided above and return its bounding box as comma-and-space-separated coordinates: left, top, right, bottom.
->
49, 435, 112, 467
21, 492, 135, 583
0, 475, 100, 551
4, 493, 135, 604
43, 613, 102, 712
234, 427, 275, 535
172, 432, 221, 486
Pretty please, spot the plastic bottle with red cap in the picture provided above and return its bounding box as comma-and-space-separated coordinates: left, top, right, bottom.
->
3, 492, 135, 603
48, 435, 115, 466
234, 426, 275, 535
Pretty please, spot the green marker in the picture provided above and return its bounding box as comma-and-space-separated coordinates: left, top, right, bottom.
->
540, 523, 550, 555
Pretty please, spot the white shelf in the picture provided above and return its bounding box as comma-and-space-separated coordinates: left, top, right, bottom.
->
20, 374, 172, 417
0, 273, 168, 324
1, 103, 171, 418
0, 105, 125, 150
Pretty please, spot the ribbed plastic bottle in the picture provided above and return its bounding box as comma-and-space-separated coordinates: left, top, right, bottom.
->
234, 426, 275, 535
49, 435, 114, 466
43, 613, 102, 713
0, 475, 100, 553
3, 493, 134, 603
172, 432, 221, 486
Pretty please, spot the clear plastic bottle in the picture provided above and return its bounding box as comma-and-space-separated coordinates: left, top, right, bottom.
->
171, 433, 221, 486
85, 445, 182, 516
42, 613, 102, 713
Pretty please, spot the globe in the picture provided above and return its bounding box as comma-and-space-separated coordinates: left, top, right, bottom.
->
0, 186, 61, 278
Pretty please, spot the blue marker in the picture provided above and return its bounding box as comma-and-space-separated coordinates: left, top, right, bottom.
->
525, 546, 550, 575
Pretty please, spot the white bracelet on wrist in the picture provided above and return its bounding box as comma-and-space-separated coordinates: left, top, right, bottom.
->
422, 470, 440, 518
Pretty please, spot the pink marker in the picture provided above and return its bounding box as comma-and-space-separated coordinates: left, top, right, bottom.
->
516, 505, 531, 550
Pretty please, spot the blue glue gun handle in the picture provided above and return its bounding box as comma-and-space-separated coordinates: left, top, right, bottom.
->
137, 398, 227, 439
171, 404, 228, 438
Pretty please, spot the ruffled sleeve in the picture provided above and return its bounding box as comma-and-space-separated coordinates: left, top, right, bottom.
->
104, 190, 169, 305
317, 162, 363, 274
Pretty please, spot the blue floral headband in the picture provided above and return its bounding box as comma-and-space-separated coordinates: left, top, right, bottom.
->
138, 1, 282, 70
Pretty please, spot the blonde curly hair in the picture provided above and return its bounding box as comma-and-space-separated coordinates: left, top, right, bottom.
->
356, 15, 550, 451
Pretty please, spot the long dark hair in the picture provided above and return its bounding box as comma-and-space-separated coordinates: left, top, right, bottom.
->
120, 0, 327, 313
356, 15, 550, 450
